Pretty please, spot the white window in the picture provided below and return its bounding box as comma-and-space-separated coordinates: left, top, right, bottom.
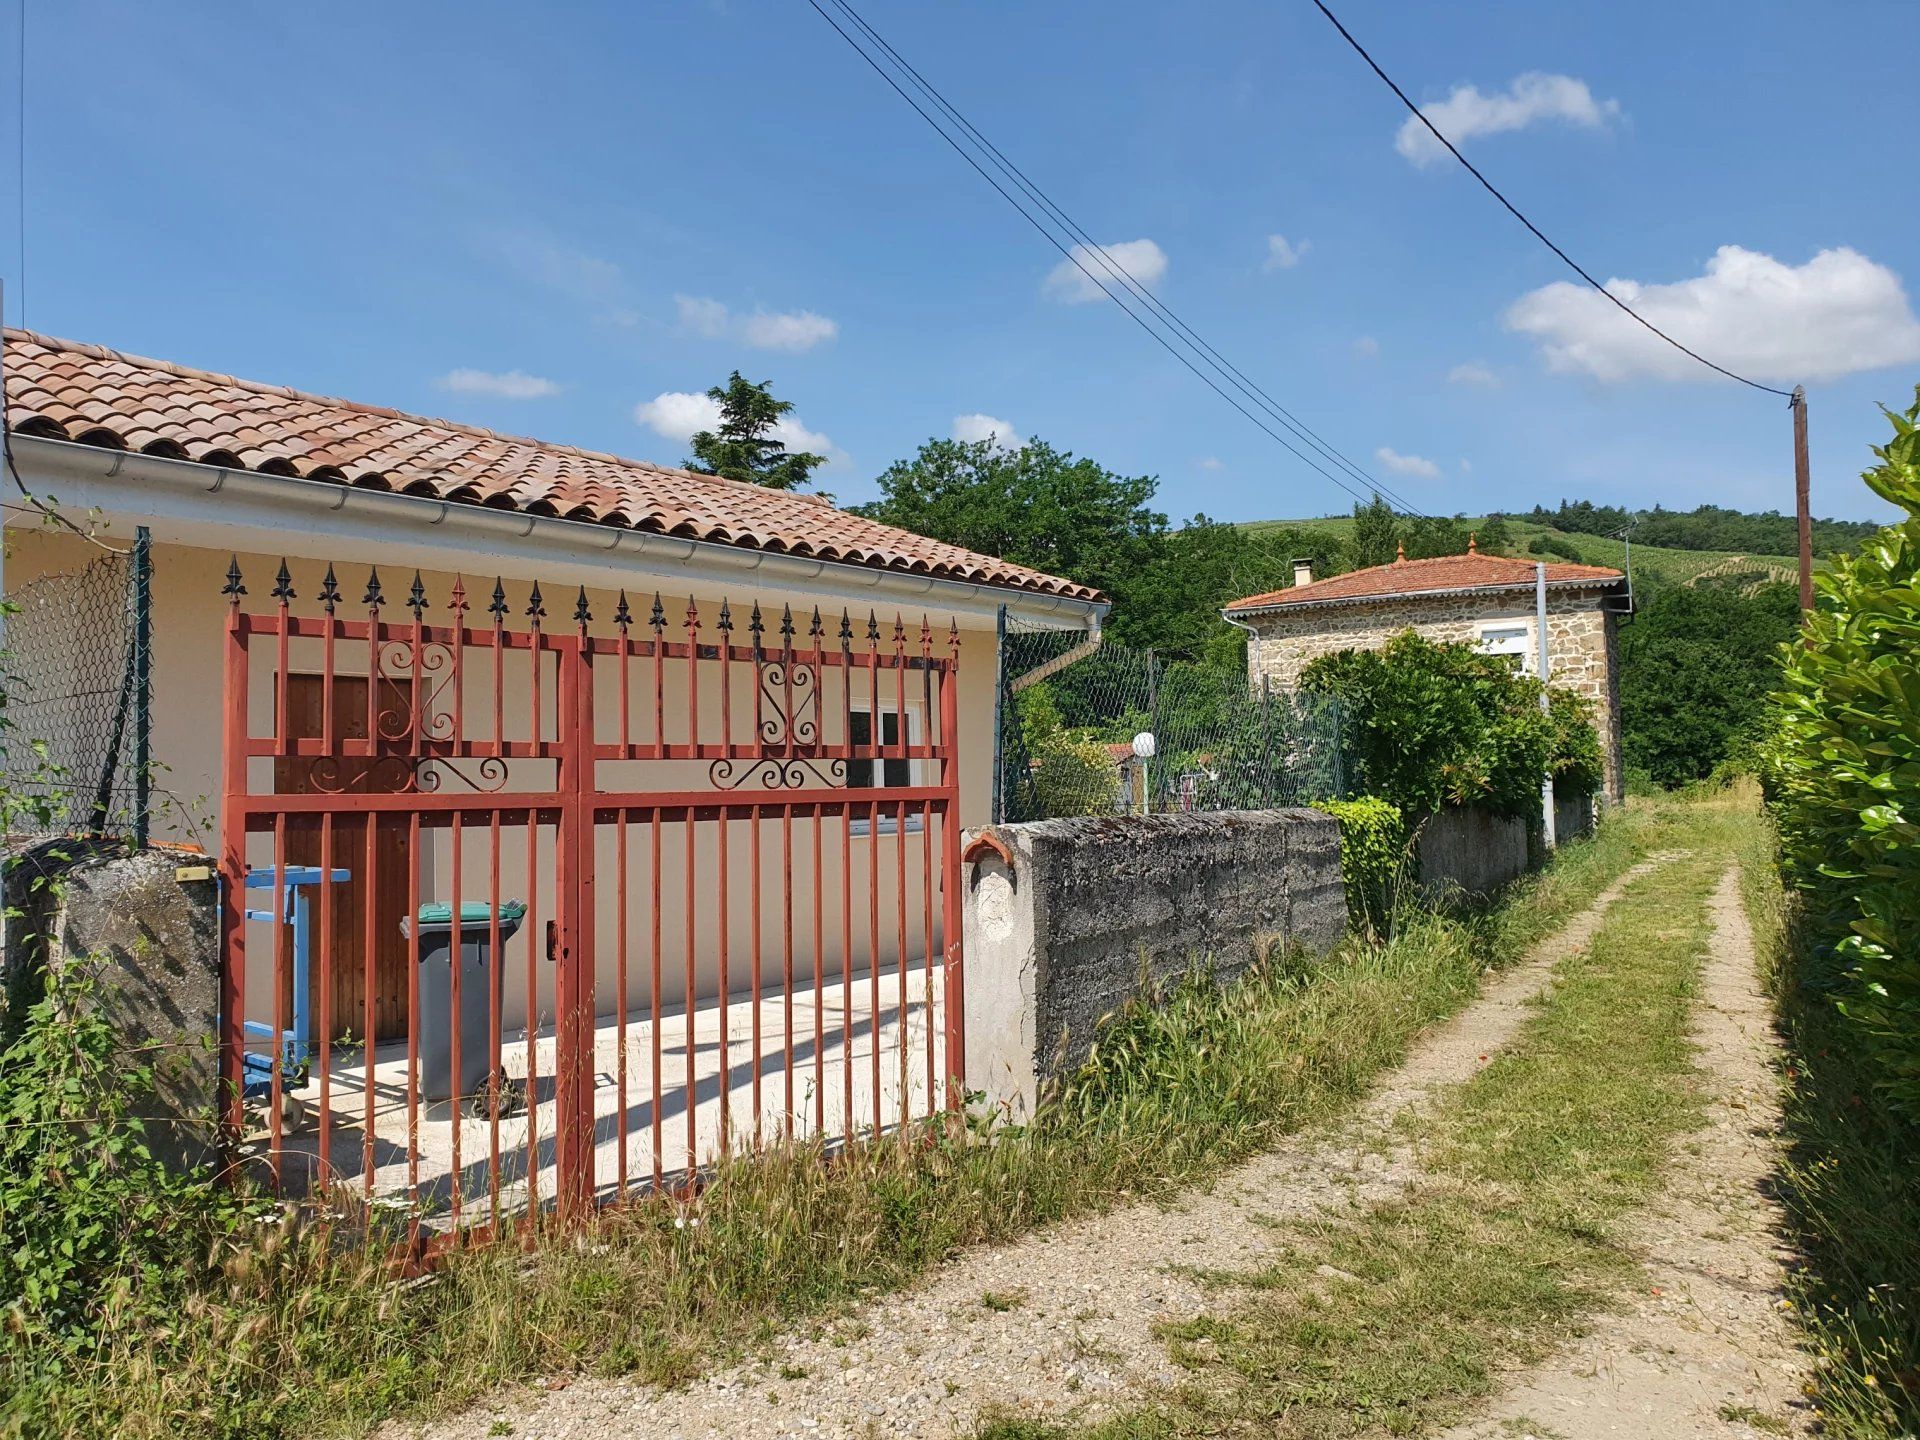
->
1476, 623, 1533, 673
847, 705, 925, 835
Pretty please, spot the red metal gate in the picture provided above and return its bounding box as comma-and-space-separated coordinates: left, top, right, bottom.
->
218, 558, 964, 1234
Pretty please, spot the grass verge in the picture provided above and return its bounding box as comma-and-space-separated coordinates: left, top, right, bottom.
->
9, 806, 1661, 1440
983, 797, 1747, 1439
1739, 813, 1920, 1438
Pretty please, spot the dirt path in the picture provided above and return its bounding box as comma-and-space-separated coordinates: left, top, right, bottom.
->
403, 857, 1674, 1440
1437, 867, 1812, 1440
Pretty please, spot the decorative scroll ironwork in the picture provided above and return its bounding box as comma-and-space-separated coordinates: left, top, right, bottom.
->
758, 662, 820, 749
306, 752, 509, 796
374, 639, 458, 744
707, 755, 847, 791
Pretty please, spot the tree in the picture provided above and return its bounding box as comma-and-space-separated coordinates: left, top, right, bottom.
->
1299, 630, 1559, 820
1125, 517, 1343, 663
1618, 581, 1798, 786
685, 372, 825, 491
1349, 493, 1400, 569
854, 437, 1168, 643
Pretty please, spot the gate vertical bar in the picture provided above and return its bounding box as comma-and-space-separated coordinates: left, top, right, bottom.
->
940, 622, 964, 1108
217, 559, 249, 1162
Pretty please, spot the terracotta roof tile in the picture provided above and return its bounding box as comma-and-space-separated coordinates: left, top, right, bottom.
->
1225, 549, 1622, 613
2, 329, 1098, 602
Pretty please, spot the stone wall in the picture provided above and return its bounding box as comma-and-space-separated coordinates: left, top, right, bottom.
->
2, 841, 220, 1166
961, 808, 1345, 1119
1243, 586, 1624, 802
1415, 806, 1530, 898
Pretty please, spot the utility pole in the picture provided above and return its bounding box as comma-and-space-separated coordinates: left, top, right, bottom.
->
1536, 561, 1555, 850
1793, 385, 1813, 612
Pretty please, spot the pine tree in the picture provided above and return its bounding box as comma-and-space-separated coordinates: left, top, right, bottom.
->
685, 372, 826, 491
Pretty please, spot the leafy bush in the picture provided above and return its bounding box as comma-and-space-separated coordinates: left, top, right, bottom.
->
1321, 796, 1407, 940
1763, 387, 1920, 1118
1029, 730, 1121, 817
1300, 631, 1559, 820
0, 963, 248, 1382
1545, 688, 1604, 796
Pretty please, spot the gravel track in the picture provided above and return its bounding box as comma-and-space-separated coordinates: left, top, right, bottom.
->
399, 857, 1676, 1440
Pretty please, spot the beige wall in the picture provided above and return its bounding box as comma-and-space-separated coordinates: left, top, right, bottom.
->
8, 530, 1003, 1031
1241, 587, 1625, 803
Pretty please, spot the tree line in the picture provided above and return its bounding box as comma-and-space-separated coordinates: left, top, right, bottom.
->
679, 371, 1805, 791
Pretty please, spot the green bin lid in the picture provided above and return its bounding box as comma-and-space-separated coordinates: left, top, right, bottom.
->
414, 900, 527, 926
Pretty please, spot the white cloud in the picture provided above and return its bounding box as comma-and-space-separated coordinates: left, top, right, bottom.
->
1352, 336, 1380, 359
1374, 446, 1441, 479
1447, 360, 1501, 388
1396, 72, 1620, 167
499, 234, 626, 304
633, 391, 722, 445
1504, 245, 1920, 385
1263, 235, 1310, 271
951, 413, 1024, 450
1459, 458, 1474, 474
1044, 238, 1168, 304
1197, 456, 1224, 471
435, 368, 562, 400
674, 295, 840, 352
742, 310, 838, 352
633, 391, 843, 466
675, 295, 731, 339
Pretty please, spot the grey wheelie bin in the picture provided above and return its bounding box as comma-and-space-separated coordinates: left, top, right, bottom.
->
401, 899, 527, 1106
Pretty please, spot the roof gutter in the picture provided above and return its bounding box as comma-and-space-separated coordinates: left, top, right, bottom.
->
8, 434, 1108, 630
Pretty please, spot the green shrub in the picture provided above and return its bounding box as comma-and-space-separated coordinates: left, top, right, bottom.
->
0, 963, 249, 1383
1764, 386, 1920, 1118
1546, 687, 1604, 796
1029, 730, 1121, 817
1301, 630, 1559, 820
1322, 796, 1407, 940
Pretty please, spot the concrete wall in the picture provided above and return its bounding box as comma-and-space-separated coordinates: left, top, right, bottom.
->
1415, 806, 1530, 899
961, 808, 1345, 1118
1242, 587, 1625, 803
1, 841, 219, 1166
1554, 788, 1596, 844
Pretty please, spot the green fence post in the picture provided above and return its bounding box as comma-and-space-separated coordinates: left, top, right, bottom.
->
131, 525, 152, 848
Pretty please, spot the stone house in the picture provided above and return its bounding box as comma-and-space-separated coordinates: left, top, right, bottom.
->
1223, 543, 1630, 802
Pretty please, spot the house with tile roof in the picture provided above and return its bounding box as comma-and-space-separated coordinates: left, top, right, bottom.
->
1223, 541, 1630, 802
0, 330, 1105, 1058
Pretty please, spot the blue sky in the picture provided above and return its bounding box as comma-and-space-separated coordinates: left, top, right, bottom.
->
5, 0, 1918, 524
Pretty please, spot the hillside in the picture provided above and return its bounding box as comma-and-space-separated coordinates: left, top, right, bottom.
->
1241, 514, 1803, 587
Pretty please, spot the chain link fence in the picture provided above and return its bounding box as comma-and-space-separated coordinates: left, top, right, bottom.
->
2, 530, 152, 840
994, 622, 1347, 823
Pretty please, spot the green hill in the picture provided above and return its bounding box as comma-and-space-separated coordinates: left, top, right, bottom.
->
1240, 514, 1803, 588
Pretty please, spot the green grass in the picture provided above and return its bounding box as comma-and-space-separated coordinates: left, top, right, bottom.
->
1241, 514, 1801, 587
980, 794, 1753, 1439
11, 808, 1666, 1440
1739, 819, 1920, 1439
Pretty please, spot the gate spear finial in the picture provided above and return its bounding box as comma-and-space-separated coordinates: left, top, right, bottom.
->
222, 555, 246, 601
319, 564, 342, 615
271, 559, 295, 603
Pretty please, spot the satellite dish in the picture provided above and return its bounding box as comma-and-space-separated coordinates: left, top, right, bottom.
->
1131, 731, 1156, 760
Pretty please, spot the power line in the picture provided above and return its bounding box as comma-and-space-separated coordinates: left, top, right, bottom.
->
819, 0, 1409, 511
801, 0, 1431, 516
1305, 0, 1795, 401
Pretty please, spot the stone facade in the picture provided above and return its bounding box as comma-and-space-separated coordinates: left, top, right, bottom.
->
1242, 586, 1625, 803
